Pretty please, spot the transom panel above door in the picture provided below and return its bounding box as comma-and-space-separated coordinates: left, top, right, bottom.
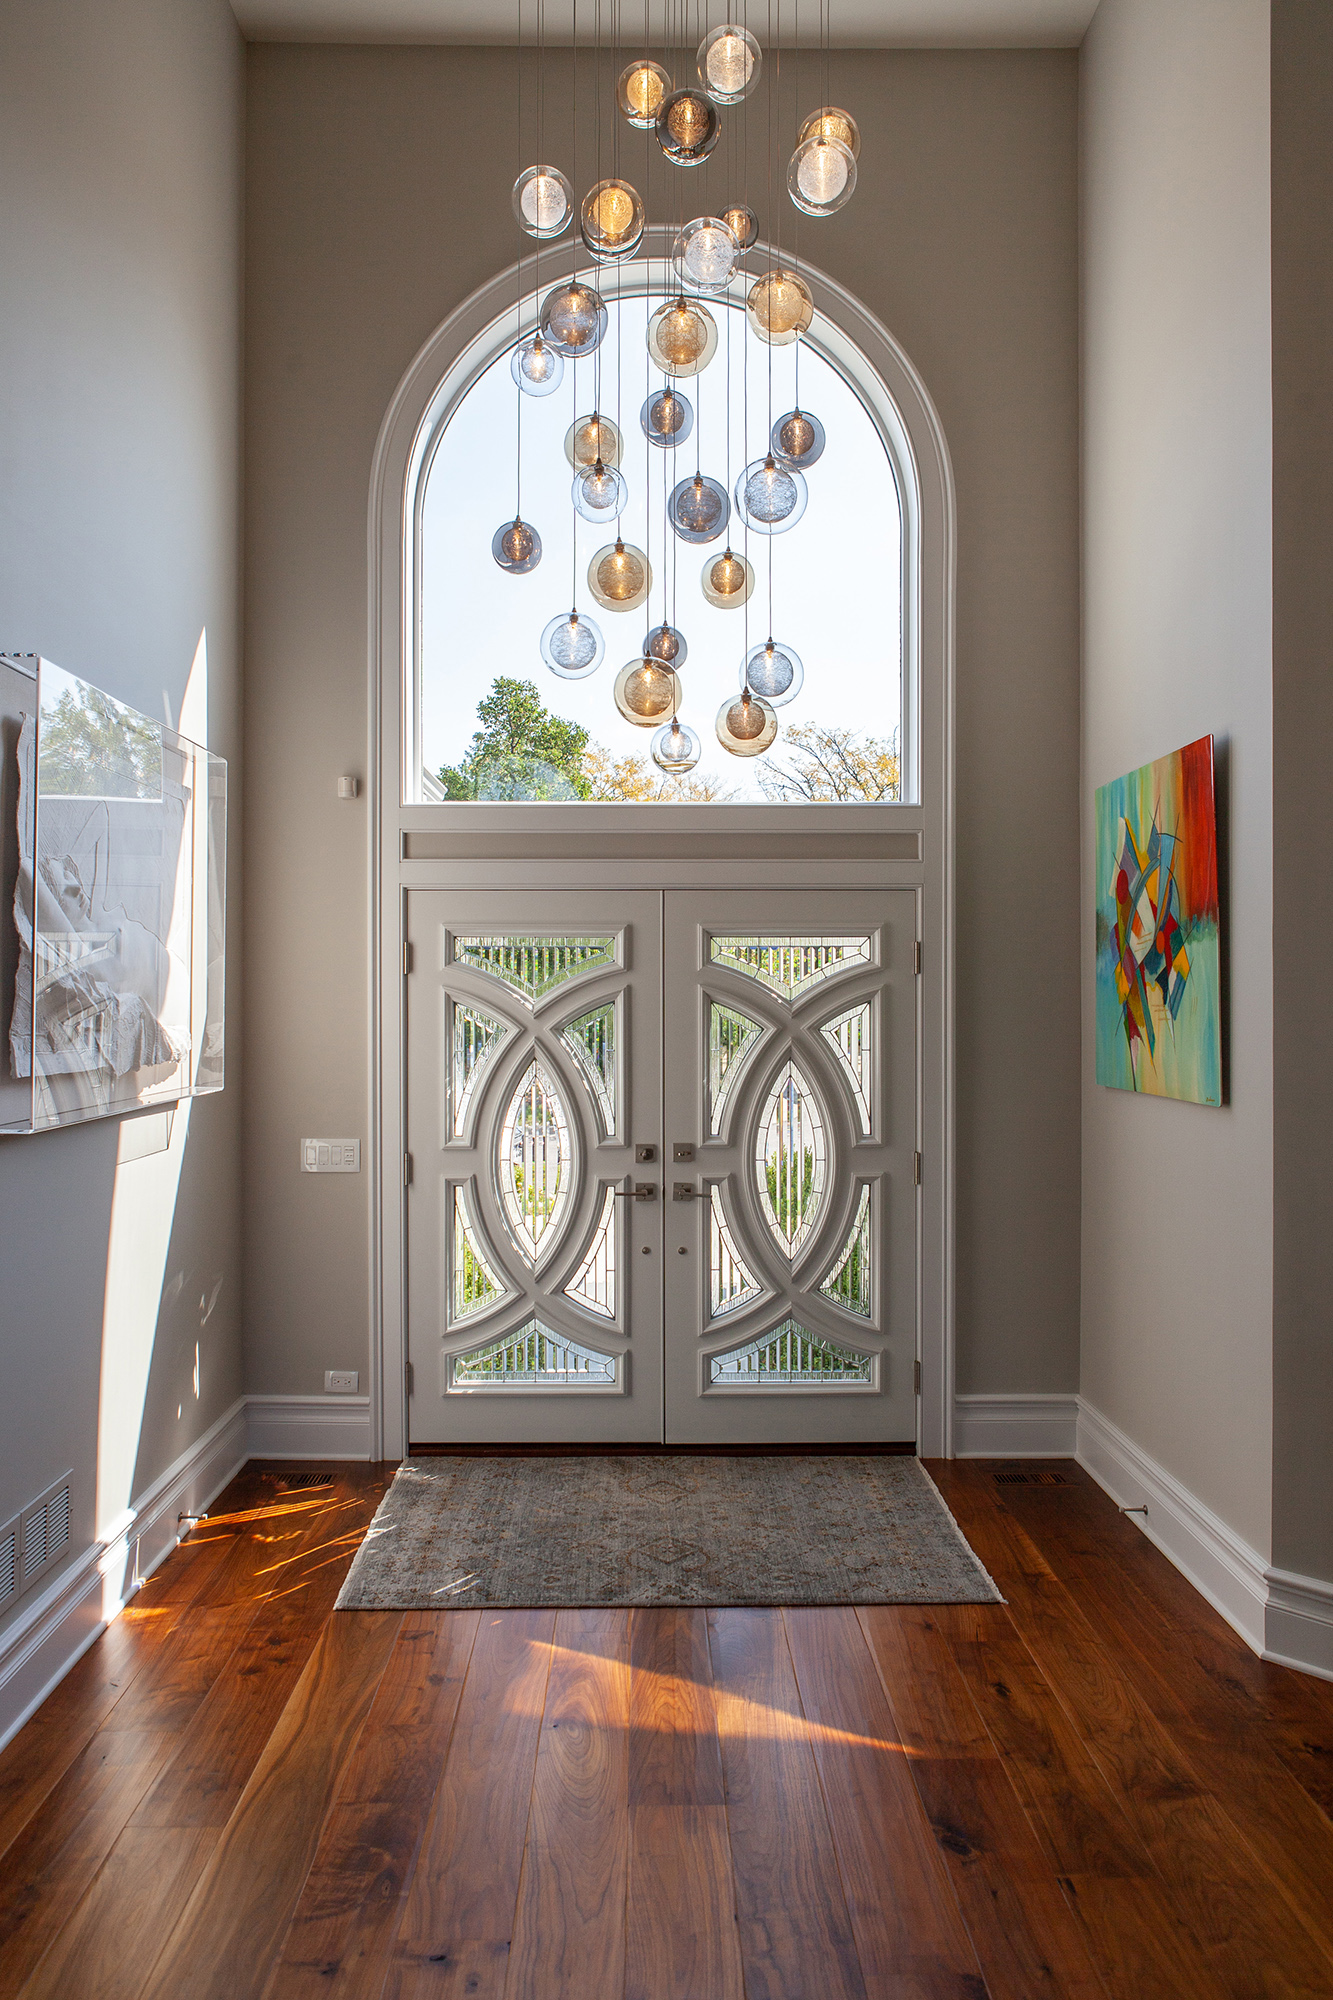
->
406, 891, 664, 1444
662, 890, 918, 1444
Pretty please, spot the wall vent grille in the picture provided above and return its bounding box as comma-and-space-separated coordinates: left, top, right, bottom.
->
269, 1472, 336, 1491
1, 1471, 74, 1612
993, 1469, 1068, 1486
0, 1527, 15, 1607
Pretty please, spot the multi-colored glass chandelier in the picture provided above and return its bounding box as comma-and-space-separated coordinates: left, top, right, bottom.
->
492, 14, 860, 771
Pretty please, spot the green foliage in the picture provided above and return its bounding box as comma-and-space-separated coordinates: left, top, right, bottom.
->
38, 682, 162, 799
439, 677, 592, 801
766, 1147, 816, 1243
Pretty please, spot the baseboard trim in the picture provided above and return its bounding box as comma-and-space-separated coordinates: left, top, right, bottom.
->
1263, 1565, 1333, 1683
953, 1393, 1079, 1457
246, 1393, 373, 1461
0, 1397, 249, 1752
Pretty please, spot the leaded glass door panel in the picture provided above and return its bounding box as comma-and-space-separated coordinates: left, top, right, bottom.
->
406, 891, 663, 1443
662, 890, 918, 1444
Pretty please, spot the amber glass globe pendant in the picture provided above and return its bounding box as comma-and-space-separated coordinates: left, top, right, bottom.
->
588, 539, 652, 613
618, 58, 671, 129
614, 657, 683, 725
715, 687, 778, 756
656, 88, 721, 167
580, 179, 646, 262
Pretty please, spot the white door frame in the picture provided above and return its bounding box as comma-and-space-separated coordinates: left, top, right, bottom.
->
367, 230, 957, 1461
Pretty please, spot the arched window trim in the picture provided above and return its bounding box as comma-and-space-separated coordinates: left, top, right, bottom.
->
367, 228, 958, 1461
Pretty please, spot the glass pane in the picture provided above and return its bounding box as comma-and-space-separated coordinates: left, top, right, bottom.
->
710, 935, 871, 1001
564, 1185, 617, 1319
450, 1000, 507, 1136
820, 1002, 872, 1134
197, 749, 227, 1096
560, 1001, 616, 1135
499, 1059, 572, 1261
450, 1319, 620, 1390
820, 1184, 872, 1318
451, 1185, 504, 1323
453, 934, 615, 1005
707, 1000, 763, 1136
709, 1184, 761, 1317
756, 1060, 827, 1257
707, 1320, 874, 1387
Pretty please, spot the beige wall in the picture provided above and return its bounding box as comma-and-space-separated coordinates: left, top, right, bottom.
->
1079, 0, 1273, 1553
243, 43, 1081, 1407
1271, 0, 1333, 1586
0, 2, 244, 1586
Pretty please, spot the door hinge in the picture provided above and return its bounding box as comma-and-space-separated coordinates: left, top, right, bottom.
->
405, 1360, 414, 1396
404, 1151, 414, 1186
403, 940, 413, 976
914, 1358, 922, 1397
914, 939, 922, 975
913, 1150, 922, 1187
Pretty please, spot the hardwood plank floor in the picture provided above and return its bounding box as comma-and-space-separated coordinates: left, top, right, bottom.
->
1, 1456, 1331, 2000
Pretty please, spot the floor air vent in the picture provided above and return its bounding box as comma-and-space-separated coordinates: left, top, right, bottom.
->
270, 1472, 336, 1490
993, 1470, 1068, 1486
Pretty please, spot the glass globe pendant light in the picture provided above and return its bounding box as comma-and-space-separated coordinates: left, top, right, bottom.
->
640, 385, 694, 448
614, 657, 683, 726
541, 607, 605, 679
652, 716, 702, 774
646, 298, 718, 377
736, 453, 808, 534
511, 164, 574, 238
655, 88, 721, 167
540, 280, 608, 358
715, 687, 778, 757
564, 411, 624, 469
573, 458, 629, 524
672, 216, 740, 292
618, 57, 671, 128
744, 637, 804, 704
642, 621, 688, 668
745, 270, 814, 346
788, 133, 857, 216
580, 178, 646, 261
668, 472, 730, 544
701, 547, 755, 609
797, 105, 862, 160
721, 202, 759, 251
697, 22, 762, 104
771, 407, 826, 470
511, 333, 565, 397
588, 538, 652, 613
491, 517, 541, 574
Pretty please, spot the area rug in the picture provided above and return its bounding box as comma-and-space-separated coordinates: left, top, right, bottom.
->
335, 1455, 1001, 1609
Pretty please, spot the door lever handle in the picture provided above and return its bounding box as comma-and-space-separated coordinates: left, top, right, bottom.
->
614, 1182, 657, 1201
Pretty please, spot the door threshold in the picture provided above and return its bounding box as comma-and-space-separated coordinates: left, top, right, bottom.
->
407, 1440, 919, 1456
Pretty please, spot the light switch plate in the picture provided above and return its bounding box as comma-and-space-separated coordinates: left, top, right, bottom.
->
325, 1370, 360, 1393
302, 1138, 361, 1174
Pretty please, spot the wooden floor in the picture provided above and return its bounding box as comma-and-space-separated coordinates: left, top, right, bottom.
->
2, 1460, 1332, 1999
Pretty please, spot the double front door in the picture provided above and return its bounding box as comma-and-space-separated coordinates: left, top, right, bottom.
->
405, 888, 917, 1445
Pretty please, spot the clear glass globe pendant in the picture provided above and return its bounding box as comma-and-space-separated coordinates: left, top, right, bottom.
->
565, 412, 624, 468
771, 407, 826, 470
491, 517, 541, 574
573, 458, 629, 524
716, 687, 778, 757
672, 216, 740, 292
643, 621, 688, 668
652, 716, 702, 774
511, 333, 565, 397
588, 539, 652, 612
655, 88, 721, 167
646, 299, 718, 378
736, 453, 808, 534
744, 637, 804, 704
696, 23, 762, 104
668, 472, 729, 544
540, 280, 608, 358
541, 608, 605, 679
580, 178, 646, 261
640, 386, 694, 448
614, 657, 683, 725
701, 547, 755, 608
618, 57, 671, 128
511, 164, 574, 238
788, 133, 857, 216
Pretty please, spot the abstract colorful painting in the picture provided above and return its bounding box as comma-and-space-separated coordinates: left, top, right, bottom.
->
1095, 735, 1221, 1105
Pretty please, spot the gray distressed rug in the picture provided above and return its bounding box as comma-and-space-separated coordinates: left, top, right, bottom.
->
335, 1455, 1001, 1609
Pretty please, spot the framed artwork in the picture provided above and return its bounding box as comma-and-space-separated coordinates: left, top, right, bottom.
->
1095, 734, 1221, 1106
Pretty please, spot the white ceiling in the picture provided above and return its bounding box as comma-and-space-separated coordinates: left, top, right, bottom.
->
230, 0, 1099, 47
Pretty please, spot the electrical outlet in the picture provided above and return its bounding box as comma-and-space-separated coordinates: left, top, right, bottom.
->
302, 1138, 360, 1173
325, 1370, 359, 1394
